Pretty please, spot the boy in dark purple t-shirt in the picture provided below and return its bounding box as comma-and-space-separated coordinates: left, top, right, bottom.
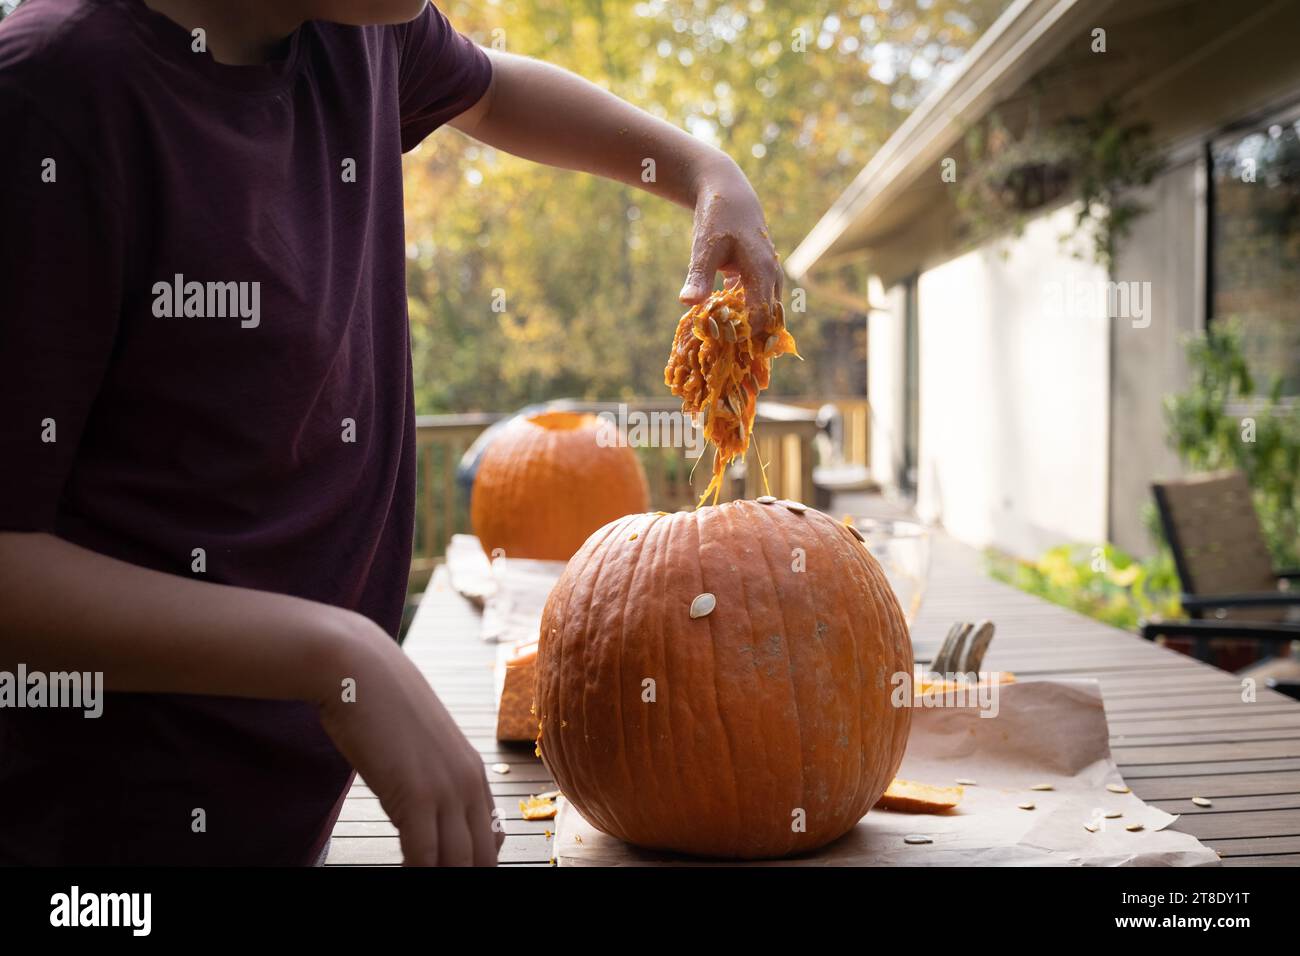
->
0, 0, 781, 865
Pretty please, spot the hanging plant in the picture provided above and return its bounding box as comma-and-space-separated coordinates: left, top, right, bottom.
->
956, 99, 1164, 271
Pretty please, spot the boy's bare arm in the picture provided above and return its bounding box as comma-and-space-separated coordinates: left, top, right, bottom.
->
0, 531, 501, 866
0, 531, 363, 698
449, 50, 783, 325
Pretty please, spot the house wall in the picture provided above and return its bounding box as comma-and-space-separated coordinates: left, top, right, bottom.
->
909, 203, 1112, 558
1107, 155, 1204, 557
868, 153, 1237, 561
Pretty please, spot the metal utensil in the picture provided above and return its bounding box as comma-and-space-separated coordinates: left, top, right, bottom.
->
930, 620, 996, 677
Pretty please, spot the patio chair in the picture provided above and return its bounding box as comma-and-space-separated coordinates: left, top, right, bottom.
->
1141, 470, 1300, 699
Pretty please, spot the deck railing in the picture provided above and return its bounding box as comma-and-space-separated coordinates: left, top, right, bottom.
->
409, 398, 828, 580
773, 396, 871, 468
412, 412, 502, 582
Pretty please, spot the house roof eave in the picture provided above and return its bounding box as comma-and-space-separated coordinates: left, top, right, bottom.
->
786, 0, 1109, 280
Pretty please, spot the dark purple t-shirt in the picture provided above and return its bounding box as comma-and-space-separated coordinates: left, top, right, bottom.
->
0, 0, 490, 864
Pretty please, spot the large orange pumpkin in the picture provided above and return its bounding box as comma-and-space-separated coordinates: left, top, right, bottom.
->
536, 499, 913, 859
471, 411, 649, 561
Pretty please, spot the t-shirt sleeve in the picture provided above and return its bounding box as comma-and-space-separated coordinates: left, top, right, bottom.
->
395, 3, 493, 152
0, 90, 124, 532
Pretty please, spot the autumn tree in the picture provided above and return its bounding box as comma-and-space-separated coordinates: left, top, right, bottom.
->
404, 0, 1008, 412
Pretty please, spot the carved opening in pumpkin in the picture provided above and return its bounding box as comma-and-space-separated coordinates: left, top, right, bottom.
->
525, 411, 594, 431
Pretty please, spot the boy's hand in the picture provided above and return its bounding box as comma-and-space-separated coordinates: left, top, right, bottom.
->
679, 159, 783, 334
318, 618, 502, 866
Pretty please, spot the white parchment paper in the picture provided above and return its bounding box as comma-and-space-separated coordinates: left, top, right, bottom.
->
554, 680, 1220, 867
445, 534, 566, 644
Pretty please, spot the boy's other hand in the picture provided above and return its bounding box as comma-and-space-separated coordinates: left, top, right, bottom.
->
679, 159, 783, 334
317, 615, 502, 866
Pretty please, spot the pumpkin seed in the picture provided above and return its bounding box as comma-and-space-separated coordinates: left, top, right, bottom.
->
1125, 823, 1144, 832
690, 592, 716, 619
1017, 802, 1035, 811
722, 320, 736, 343
1030, 783, 1055, 791
756, 495, 777, 504
534, 790, 560, 801
1106, 784, 1130, 794
774, 301, 785, 326
903, 834, 933, 845
846, 523, 865, 543
764, 334, 778, 353
784, 501, 808, 514
748, 371, 760, 392
955, 778, 978, 786
1104, 811, 1122, 819
706, 316, 720, 339
716, 305, 732, 322
1192, 796, 1213, 808
1084, 823, 1100, 833
490, 763, 511, 774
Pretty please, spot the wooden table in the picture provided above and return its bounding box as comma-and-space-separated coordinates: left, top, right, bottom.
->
327, 532, 1300, 866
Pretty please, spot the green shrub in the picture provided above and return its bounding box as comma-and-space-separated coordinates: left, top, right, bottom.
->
1163, 319, 1300, 568
987, 543, 1182, 632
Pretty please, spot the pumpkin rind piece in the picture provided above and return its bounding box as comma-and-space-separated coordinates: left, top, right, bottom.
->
875, 778, 964, 814
495, 640, 540, 742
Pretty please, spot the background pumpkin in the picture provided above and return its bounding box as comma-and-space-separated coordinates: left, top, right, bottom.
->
535, 499, 913, 859
470, 411, 649, 561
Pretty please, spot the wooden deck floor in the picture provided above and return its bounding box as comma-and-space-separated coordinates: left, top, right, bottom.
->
328, 532, 1300, 867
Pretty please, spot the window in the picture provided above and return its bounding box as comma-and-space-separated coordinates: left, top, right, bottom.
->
1210, 107, 1300, 396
